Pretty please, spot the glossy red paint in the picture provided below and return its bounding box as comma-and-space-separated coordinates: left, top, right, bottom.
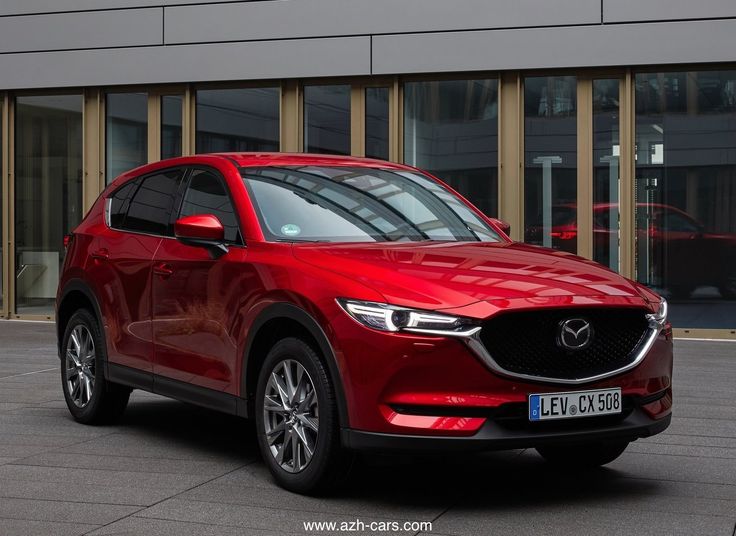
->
174, 214, 225, 241
57, 153, 673, 445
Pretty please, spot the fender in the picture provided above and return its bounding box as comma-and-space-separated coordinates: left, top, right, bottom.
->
57, 278, 109, 378
241, 302, 349, 427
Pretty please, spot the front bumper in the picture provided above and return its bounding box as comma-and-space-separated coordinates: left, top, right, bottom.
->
342, 406, 671, 452
328, 300, 674, 437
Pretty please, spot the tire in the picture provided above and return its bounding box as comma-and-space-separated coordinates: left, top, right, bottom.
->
536, 440, 629, 468
255, 337, 353, 494
718, 276, 736, 300
668, 285, 693, 300
60, 309, 131, 425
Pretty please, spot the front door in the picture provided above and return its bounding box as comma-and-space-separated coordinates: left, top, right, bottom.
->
151, 167, 246, 394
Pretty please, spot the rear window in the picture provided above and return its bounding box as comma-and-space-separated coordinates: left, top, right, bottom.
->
107, 178, 140, 228
110, 169, 184, 236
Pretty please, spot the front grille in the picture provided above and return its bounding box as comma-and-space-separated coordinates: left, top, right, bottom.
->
479, 308, 651, 381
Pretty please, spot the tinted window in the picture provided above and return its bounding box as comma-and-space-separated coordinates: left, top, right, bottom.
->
108, 179, 140, 228
195, 88, 280, 153
524, 76, 577, 252
106, 92, 147, 183
303, 85, 351, 155
661, 211, 700, 233
404, 79, 499, 217
180, 169, 241, 244
242, 166, 501, 243
123, 169, 183, 236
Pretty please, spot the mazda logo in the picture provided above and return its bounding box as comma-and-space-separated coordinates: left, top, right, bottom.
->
557, 318, 593, 351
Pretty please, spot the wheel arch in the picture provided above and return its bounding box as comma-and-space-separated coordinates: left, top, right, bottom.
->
57, 280, 106, 368
241, 302, 349, 428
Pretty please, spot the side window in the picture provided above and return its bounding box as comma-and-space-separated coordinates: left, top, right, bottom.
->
108, 178, 140, 228
663, 211, 700, 233
123, 169, 183, 236
180, 169, 241, 244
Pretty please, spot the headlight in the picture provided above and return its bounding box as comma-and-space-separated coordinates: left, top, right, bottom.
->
337, 299, 481, 338
646, 298, 668, 327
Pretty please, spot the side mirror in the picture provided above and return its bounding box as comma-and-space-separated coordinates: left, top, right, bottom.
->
489, 217, 511, 238
174, 214, 228, 257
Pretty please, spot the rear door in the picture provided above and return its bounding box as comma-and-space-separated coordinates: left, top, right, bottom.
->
151, 167, 247, 394
87, 168, 184, 374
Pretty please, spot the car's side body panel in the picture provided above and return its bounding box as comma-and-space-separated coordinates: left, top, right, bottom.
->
56, 153, 673, 456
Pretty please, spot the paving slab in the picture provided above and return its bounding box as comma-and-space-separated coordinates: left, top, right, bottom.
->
0, 320, 734, 536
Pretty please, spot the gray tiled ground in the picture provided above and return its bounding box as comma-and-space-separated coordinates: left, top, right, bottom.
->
0, 319, 734, 536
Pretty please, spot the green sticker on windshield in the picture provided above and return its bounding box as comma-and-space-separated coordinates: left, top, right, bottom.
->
280, 224, 302, 237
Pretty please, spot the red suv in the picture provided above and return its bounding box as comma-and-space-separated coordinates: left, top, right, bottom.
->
57, 153, 673, 493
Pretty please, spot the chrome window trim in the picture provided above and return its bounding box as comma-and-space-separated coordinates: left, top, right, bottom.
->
104, 197, 112, 228
465, 320, 663, 385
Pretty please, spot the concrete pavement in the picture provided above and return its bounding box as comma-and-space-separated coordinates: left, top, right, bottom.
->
0, 320, 734, 535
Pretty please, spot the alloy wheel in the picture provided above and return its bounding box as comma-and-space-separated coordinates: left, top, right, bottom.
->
65, 324, 96, 408
262, 359, 319, 473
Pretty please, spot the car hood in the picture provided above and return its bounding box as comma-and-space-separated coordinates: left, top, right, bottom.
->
293, 241, 649, 311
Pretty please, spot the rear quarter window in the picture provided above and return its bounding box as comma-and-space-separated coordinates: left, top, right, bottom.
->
108, 169, 184, 236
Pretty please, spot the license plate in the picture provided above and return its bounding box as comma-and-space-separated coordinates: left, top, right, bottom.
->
528, 388, 622, 421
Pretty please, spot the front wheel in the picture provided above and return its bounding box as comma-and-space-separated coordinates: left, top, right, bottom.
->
61, 309, 131, 425
536, 440, 629, 468
255, 337, 353, 494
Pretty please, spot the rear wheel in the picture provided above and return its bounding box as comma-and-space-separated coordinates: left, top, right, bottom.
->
536, 440, 629, 468
718, 275, 736, 300
255, 337, 353, 494
61, 309, 131, 424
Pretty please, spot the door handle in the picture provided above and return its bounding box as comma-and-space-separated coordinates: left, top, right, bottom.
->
91, 248, 109, 261
153, 262, 174, 278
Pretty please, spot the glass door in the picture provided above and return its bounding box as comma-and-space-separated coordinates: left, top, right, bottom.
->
634, 70, 736, 331
0, 95, 5, 317
592, 78, 623, 271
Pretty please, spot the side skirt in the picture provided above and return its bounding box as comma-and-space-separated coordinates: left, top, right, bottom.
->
107, 363, 248, 417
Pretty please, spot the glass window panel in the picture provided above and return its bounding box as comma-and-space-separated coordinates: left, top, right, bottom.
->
635, 70, 736, 329
161, 95, 182, 160
242, 166, 501, 243
0, 97, 3, 311
403, 79, 498, 217
195, 88, 280, 153
180, 169, 240, 244
365, 87, 389, 160
108, 178, 141, 229
106, 92, 148, 183
123, 169, 183, 236
523, 76, 577, 252
593, 79, 621, 271
15, 95, 83, 315
304, 85, 351, 155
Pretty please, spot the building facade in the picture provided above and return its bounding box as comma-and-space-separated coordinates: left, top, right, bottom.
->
0, 0, 735, 338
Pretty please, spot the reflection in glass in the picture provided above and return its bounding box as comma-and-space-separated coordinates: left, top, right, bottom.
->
304, 85, 351, 155
196, 88, 280, 153
0, 99, 3, 311
635, 71, 736, 329
365, 87, 389, 160
593, 79, 621, 271
161, 95, 182, 160
404, 79, 498, 217
523, 76, 577, 252
15, 95, 83, 315
106, 92, 148, 182
242, 166, 501, 243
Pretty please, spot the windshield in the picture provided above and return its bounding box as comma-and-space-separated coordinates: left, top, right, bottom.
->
241, 166, 502, 243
